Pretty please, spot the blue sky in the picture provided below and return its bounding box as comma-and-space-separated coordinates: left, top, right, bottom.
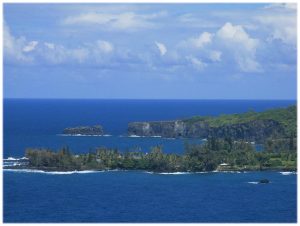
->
3, 3, 297, 99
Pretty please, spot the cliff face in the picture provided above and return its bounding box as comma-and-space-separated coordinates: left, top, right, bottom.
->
128, 105, 297, 142
63, 125, 104, 135
128, 119, 284, 142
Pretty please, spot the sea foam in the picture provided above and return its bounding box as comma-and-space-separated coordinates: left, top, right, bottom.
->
145, 171, 191, 175
4, 157, 29, 161
247, 182, 259, 184
3, 157, 28, 161
57, 134, 111, 137
279, 171, 297, 175
158, 172, 191, 175
3, 169, 104, 175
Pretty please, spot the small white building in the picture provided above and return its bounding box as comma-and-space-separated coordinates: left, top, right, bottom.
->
219, 163, 229, 166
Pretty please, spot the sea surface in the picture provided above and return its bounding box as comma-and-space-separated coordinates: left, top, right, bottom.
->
3, 99, 297, 222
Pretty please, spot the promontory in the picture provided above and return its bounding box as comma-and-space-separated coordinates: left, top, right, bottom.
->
128, 105, 296, 143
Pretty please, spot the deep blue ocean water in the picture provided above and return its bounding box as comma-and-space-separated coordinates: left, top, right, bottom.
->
3, 99, 297, 222
4, 170, 297, 223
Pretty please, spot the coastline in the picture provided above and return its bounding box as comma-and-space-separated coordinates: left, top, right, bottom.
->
4, 165, 297, 173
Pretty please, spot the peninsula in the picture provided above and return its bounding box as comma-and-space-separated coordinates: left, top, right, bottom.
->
128, 105, 296, 143
7, 136, 296, 172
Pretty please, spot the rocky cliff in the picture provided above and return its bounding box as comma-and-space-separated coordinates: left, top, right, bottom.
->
128, 105, 296, 143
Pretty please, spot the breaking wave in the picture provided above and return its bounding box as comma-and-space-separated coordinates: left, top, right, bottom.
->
247, 182, 259, 184
3, 157, 28, 161
3, 169, 104, 174
279, 171, 297, 175
157, 172, 191, 175
57, 134, 112, 137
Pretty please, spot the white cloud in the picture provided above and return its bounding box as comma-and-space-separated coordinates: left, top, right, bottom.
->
216, 22, 258, 51
96, 40, 114, 53
216, 22, 261, 72
39, 44, 68, 64
195, 32, 213, 48
237, 58, 261, 73
44, 42, 55, 49
187, 32, 213, 48
255, 14, 296, 45
254, 3, 296, 46
39, 40, 114, 65
284, 3, 297, 10
155, 41, 167, 56
186, 56, 206, 71
3, 23, 32, 63
3, 29, 116, 66
175, 22, 260, 72
264, 3, 297, 11
23, 41, 39, 52
63, 11, 166, 31
209, 51, 222, 62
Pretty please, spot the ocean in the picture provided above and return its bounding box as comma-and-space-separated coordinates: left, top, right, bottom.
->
3, 99, 297, 222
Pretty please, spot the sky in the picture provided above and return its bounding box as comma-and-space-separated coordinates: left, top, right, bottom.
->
3, 3, 297, 99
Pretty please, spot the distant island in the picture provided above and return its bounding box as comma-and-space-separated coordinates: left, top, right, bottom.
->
5, 105, 296, 173
63, 125, 104, 135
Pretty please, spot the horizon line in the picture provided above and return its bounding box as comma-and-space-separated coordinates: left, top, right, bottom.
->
3, 98, 297, 101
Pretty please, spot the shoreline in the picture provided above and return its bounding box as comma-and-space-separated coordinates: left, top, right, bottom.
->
3, 166, 297, 174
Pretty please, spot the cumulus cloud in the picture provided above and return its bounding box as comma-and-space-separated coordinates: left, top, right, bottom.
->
37, 43, 68, 64
192, 32, 213, 48
174, 22, 260, 72
3, 24, 116, 66
155, 41, 167, 56
3, 20, 261, 74
255, 5, 296, 46
216, 22, 258, 51
38, 40, 114, 65
261, 16, 296, 45
5, 10, 293, 76
186, 56, 206, 71
3, 23, 32, 63
182, 31, 213, 49
63, 11, 166, 31
216, 22, 261, 72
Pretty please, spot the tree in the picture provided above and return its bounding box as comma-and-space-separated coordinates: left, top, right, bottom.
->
256, 152, 269, 170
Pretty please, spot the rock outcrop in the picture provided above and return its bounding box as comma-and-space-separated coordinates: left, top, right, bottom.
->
63, 125, 104, 135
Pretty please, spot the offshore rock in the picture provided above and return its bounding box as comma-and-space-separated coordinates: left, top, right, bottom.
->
63, 125, 104, 135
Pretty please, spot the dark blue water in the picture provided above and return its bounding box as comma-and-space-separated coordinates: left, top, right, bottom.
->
4, 170, 297, 223
4, 99, 295, 157
3, 99, 297, 222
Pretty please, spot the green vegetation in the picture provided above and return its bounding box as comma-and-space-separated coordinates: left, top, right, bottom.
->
63, 125, 104, 135
21, 137, 296, 172
183, 105, 296, 135
128, 105, 296, 142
